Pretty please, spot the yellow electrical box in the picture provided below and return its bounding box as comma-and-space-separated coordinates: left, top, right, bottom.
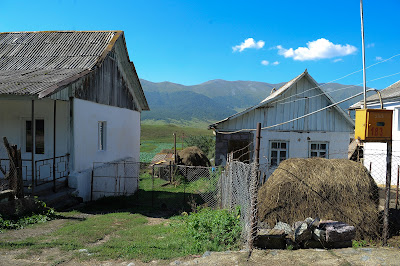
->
355, 109, 393, 142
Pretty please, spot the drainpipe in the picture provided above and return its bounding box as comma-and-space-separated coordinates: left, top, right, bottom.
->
31, 99, 35, 193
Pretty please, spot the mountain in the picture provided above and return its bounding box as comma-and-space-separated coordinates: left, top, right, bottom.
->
140, 79, 363, 126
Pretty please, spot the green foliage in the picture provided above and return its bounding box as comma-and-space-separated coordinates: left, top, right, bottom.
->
184, 135, 215, 159
352, 239, 368, 248
0, 200, 55, 232
183, 207, 242, 252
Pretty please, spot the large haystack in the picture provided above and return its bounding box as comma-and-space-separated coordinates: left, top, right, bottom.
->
177, 146, 211, 167
258, 158, 380, 239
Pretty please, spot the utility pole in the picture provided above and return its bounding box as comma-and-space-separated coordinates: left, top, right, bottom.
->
360, 0, 367, 109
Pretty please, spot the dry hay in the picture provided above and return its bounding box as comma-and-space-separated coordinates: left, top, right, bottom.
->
177, 146, 211, 167
258, 158, 380, 239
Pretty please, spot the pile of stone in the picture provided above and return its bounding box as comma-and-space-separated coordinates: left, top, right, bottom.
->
255, 217, 356, 249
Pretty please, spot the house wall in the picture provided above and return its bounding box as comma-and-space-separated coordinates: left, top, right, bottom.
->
69, 98, 140, 201
362, 101, 400, 185
218, 76, 352, 133
257, 130, 350, 176
0, 98, 70, 160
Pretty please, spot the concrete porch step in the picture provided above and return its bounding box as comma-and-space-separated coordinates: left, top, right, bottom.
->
37, 186, 83, 211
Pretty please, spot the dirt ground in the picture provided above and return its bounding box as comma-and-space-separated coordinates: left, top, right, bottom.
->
1, 246, 400, 265
1, 214, 400, 266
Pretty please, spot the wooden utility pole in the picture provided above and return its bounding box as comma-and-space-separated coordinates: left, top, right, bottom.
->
255, 123, 261, 165
383, 140, 392, 245
173, 133, 177, 163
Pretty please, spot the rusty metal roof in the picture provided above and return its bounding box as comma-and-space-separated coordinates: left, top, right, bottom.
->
0, 31, 119, 96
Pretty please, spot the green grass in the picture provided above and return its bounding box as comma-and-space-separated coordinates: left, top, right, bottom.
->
140, 124, 213, 163
141, 124, 212, 143
0, 171, 236, 263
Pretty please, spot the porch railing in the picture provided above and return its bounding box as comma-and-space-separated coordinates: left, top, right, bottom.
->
0, 154, 69, 190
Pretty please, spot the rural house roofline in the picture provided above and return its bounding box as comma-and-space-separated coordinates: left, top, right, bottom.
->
209, 69, 354, 130
0, 30, 149, 111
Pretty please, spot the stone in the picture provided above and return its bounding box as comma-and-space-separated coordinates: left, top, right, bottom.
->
325, 222, 356, 242
274, 222, 293, 235
202, 251, 211, 257
312, 228, 326, 242
294, 222, 312, 243
255, 229, 286, 249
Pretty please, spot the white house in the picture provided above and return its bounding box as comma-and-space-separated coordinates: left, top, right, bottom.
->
350, 80, 400, 185
209, 70, 355, 178
0, 31, 149, 200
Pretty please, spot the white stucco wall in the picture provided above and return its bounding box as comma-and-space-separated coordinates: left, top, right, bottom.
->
256, 130, 351, 178
0, 98, 69, 159
0, 98, 70, 183
69, 98, 141, 201
362, 101, 400, 185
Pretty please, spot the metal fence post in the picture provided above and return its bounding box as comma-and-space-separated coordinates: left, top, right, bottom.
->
152, 165, 155, 208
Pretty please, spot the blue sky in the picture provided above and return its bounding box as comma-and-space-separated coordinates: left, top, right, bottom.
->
1, 0, 399, 90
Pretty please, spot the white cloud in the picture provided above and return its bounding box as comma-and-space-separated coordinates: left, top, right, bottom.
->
272, 61, 279, 65
233, 38, 265, 52
261, 60, 269, 66
367, 43, 375, 48
276, 38, 357, 61
376, 56, 383, 61
333, 58, 343, 62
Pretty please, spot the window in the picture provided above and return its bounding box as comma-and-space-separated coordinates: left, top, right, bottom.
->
309, 142, 329, 158
269, 141, 288, 166
26, 119, 45, 154
396, 108, 400, 131
98, 121, 107, 151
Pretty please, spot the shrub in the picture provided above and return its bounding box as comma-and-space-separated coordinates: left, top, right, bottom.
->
184, 136, 215, 159
0, 198, 56, 231
183, 207, 241, 252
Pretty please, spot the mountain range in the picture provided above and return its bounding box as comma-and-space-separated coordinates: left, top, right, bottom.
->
140, 79, 364, 126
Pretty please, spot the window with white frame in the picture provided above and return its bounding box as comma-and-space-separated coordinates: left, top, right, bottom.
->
269, 141, 288, 166
98, 121, 107, 151
309, 142, 329, 158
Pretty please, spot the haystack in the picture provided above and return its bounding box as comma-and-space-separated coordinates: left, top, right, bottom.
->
177, 146, 211, 167
258, 158, 380, 239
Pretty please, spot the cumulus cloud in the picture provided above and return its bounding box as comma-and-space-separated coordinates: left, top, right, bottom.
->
276, 38, 357, 61
272, 61, 279, 65
233, 38, 265, 52
261, 60, 269, 65
333, 58, 343, 63
367, 43, 375, 48
376, 56, 383, 61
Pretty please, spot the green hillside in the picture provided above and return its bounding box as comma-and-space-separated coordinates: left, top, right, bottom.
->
140, 79, 364, 127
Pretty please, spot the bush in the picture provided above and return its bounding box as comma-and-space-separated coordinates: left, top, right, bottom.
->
183, 207, 241, 252
0, 198, 56, 231
184, 136, 215, 159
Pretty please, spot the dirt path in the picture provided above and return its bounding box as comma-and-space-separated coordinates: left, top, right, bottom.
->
1, 247, 400, 265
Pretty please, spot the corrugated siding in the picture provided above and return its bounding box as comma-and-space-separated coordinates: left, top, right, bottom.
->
218, 75, 353, 132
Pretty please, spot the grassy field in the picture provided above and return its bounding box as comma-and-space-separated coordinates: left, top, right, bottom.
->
140, 124, 213, 162
0, 170, 238, 264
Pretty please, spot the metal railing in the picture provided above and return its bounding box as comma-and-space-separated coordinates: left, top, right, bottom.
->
0, 154, 69, 190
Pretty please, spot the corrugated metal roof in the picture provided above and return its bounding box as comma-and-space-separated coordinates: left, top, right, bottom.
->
0, 31, 119, 96
350, 79, 400, 108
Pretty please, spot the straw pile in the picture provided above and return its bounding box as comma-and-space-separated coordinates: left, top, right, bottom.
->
258, 158, 380, 239
177, 146, 211, 167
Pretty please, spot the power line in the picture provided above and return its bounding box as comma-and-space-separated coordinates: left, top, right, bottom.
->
216, 89, 377, 134
270, 53, 400, 106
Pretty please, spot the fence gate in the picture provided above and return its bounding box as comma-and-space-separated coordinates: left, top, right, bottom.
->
91, 161, 140, 201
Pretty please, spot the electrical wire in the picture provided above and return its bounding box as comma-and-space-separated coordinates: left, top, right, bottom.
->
269, 53, 400, 106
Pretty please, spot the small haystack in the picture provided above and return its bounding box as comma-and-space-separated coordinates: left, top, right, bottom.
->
177, 146, 211, 167
258, 158, 380, 239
